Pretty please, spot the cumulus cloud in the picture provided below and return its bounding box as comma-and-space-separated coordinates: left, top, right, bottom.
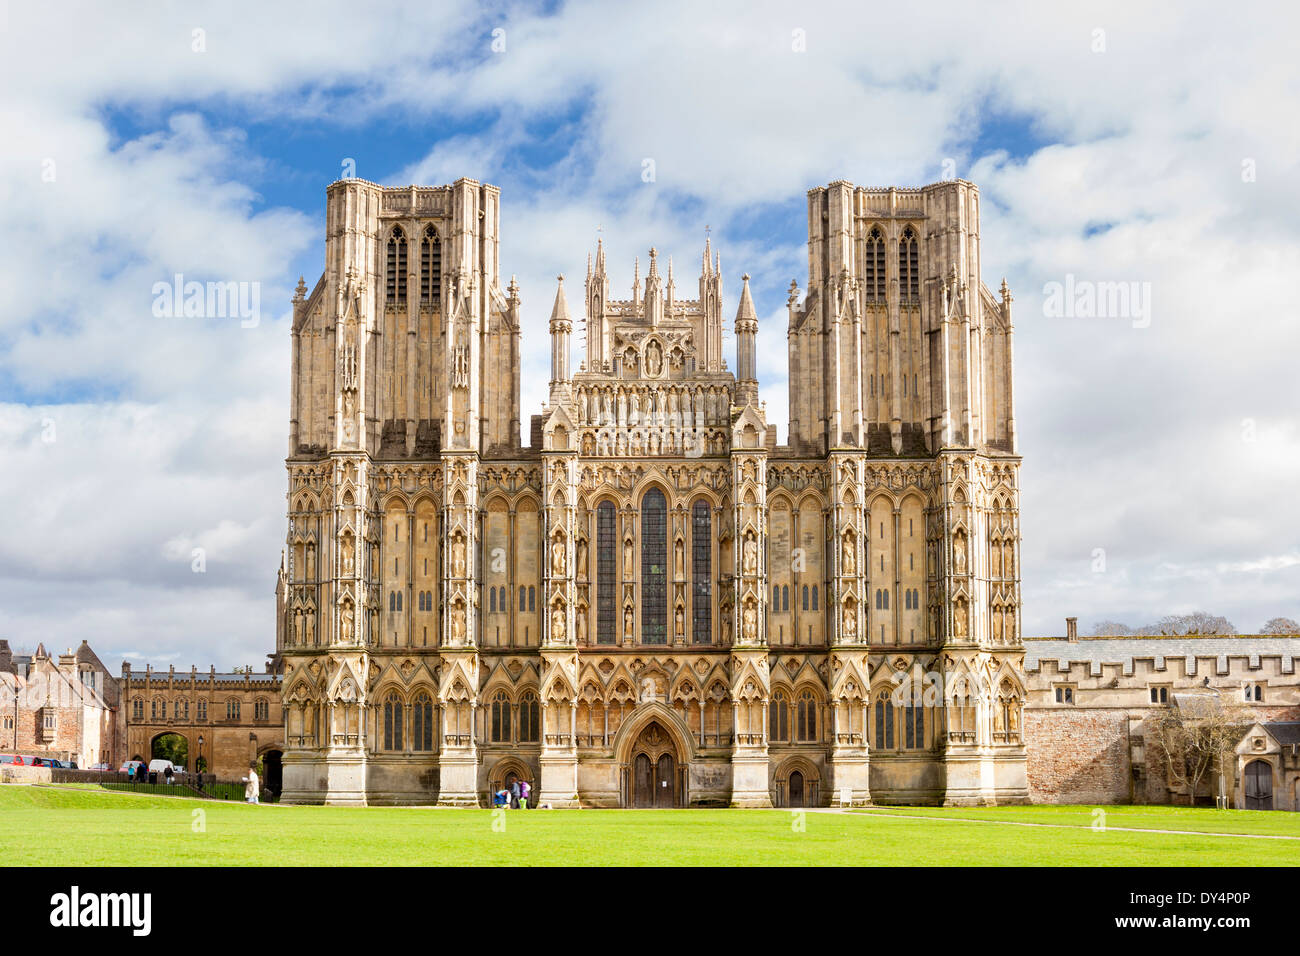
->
1, 0, 1296, 667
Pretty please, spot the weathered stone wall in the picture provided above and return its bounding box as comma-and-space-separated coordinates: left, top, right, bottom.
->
1024, 708, 1132, 804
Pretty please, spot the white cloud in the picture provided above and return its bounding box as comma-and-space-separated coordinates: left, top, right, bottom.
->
2, 1, 1298, 666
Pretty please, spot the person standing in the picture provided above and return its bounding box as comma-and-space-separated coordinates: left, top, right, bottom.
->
519, 778, 531, 810
509, 777, 521, 809
244, 763, 260, 805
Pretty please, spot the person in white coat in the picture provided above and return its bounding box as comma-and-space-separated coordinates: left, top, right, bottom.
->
243, 763, 260, 805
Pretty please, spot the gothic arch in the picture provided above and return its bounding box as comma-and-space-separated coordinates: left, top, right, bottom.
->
611, 700, 696, 765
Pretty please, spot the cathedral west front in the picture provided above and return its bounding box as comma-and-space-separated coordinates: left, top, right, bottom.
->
276, 176, 1029, 807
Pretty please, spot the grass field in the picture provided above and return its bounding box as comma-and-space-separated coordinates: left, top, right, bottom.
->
2, 784, 1296, 866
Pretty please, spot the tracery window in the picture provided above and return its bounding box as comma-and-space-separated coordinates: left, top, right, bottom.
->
874, 694, 895, 749
518, 692, 540, 743
796, 690, 818, 742
420, 225, 441, 305
197, 699, 207, 721
227, 699, 240, 721
386, 226, 407, 304
413, 693, 433, 751
692, 500, 712, 644
641, 488, 668, 644
904, 704, 924, 749
898, 226, 918, 299
864, 225, 886, 299
255, 698, 269, 722
769, 692, 790, 742
383, 692, 403, 751
596, 502, 616, 644
133, 698, 144, 720
491, 690, 512, 743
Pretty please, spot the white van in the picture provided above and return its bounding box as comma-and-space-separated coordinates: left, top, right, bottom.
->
147, 759, 179, 776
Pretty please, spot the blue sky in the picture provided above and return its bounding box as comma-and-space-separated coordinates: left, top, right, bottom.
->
2, 0, 1298, 668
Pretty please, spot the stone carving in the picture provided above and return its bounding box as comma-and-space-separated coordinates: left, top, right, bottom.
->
551, 604, 566, 642
340, 603, 355, 643
452, 534, 466, 577
551, 536, 566, 577
624, 605, 635, 641
742, 598, 758, 642
954, 532, 967, 575
841, 529, 855, 575
842, 603, 856, 641
451, 603, 466, 645
674, 537, 684, 577
742, 532, 758, 576
577, 538, 588, 578
623, 537, 634, 578
341, 535, 355, 576
645, 339, 663, 377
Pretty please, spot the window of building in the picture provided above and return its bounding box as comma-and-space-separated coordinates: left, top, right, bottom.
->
1149, 685, 1169, 705
197, 698, 207, 721
811, 585, 818, 611
491, 690, 512, 743
226, 699, 240, 721
2, 716, 11, 730
802, 585, 809, 611
420, 225, 441, 305
133, 698, 144, 720
386, 226, 407, 304
383, 692, 403, 751
43, 710, 56, 731
864, 226, 886, 299
518, 692, 540, 743
904, 704, 923, 749
769, 692, 790, 742
692, 500, 712, 644
255, 698, 269, 722
898, 226, 919, 299
1244, 682, 1264, 702
796, 690, 818, 742
596, 501, 617, 644
875, 695, 895, 749
1054, 685, 1075, 705
641, 488, 668, 644
413, 693, 434, 751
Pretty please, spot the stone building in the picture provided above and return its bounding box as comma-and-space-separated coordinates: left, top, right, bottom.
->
1023, 622, 1300, 810
0, 640, 118, 768
277, 177, 1028, 806
118, 663, 284, 788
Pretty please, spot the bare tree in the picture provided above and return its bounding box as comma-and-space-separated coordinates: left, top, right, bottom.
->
1152, 612, 1236, 636
1147, 694, 1251, 806
1090, 620, 1134, 636
1260, 617, 1299, 635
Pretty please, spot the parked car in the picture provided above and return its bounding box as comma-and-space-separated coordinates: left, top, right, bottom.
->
90, 763, 111, 771
0, 754, 18, 765
119, 760, 146, 776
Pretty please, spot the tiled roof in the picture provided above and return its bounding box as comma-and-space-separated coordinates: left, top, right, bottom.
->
1264, 722, 1300, 747
1025, 636, 1300, 668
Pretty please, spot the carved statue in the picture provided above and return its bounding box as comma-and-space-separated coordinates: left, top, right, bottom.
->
645, 340, 663, 377
576, 609, 587, 643
742, 600, 758, 642
954, 603, 968, 639
624, 605, 635, 640
452, 535, 466, 577
293, 612, 304, 644
842, 604, 856, 641
577, 538, 588, 578
451, 604, 466, 644
623, 537, 634, 578
551, 537, 566, 577
842, 531, 855, 575
305, 614, 314, 644
674, 538, 684, 577
723, 614, 733, 644
342, 536, 354, 576
551, 604, 566, 642
954, 533, 967, 574
742, 533, 758, 576
341, 603, 355, 643
675, 605, 685, 638
305, 544, 315, 580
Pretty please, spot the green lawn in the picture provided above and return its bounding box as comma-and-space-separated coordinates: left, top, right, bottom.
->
856, 803, 1300, 838
2, 784, 1296, 866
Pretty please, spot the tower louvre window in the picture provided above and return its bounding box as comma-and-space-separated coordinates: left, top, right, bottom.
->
865, 226, 886, 299
898, 226, 918, 299
387, 226, 407, 304
420, 225, 441, 305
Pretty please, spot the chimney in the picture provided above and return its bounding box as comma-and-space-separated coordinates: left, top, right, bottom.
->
1066, 617, 1078, 642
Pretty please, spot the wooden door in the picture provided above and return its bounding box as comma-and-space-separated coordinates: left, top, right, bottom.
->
634, 753, 653, 808
655, 753, 675, 808
1244, 760, 1273, 811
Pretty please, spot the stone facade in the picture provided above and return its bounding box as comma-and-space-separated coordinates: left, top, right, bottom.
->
118, 664, 284, 784
1024, 632, 1300, 809
276, 177, 1029, 807
0, 640, 118, 768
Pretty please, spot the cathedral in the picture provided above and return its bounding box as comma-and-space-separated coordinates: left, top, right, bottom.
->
276, 176, 1028, 807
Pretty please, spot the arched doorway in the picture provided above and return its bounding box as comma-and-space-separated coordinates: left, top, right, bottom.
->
628, 721, 678, 808
150, 733, 189, 770
1244, 760, 1273, 810
262, 750, 283, 799
789, 771, 805, 807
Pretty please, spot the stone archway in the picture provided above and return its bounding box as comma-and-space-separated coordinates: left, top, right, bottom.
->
1244, 759, 1273, 811
150, 732, 189, 770
626, 720, 680, 808
261, 749, 283, 799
